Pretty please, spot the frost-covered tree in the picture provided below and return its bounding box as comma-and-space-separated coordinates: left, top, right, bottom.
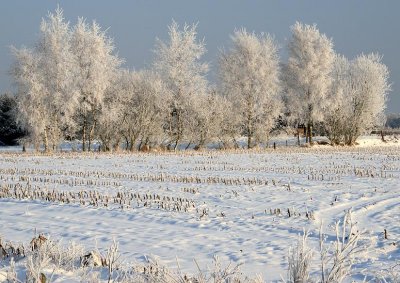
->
325, 53, 390, 145
324, 55, 351, 144
97, 105, 121, 152
153, 21, 208, 150
184, 89, 224, 149
127, 70, 168, 150
12, 8, 122, 152
98, 69, 169, 151
98, 70, 133, 151
219, 29, 282, 149
11, 48, 44, 149
210, 90, 241, 149
342, 54, 390, 144
285, 22, 334, 144
131, 71, 170, 149
96, 74, 124, 152
71, 18, 121, 151
11, 8, 75, 151
36, 8, 77, 143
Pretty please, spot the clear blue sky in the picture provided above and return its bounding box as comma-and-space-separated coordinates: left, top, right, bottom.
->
1, 0, 399, 112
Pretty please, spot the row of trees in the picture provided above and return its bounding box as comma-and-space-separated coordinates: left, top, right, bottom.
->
10, 8, 391, 151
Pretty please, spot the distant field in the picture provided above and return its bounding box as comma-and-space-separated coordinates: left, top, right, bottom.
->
0, 144, 399, 281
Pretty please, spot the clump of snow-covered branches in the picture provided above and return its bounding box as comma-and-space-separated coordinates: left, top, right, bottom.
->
286, 210, 367, 283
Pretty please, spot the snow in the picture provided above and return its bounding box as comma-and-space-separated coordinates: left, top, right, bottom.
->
0, 138, 399, 281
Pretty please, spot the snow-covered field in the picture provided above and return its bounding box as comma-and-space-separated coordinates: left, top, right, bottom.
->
0, 138, 399, 282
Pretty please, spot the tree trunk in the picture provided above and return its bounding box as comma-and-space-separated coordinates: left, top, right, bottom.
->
176, 110, 183, 151
130, 132, 139, 151
308, 123, 313, 144
88, 122, 96, 152
137, 139, 143, 151
130, 137, 136, 151
173, 138, 179, 151
113, 138, 120, 152
232, 137, 239, 149
304, 127, 308, 143
185, 141, 192, 150
82, 124, 86, 152
43, 128, 49, 152
197, 138, 206, 150
167, 110, 173, 143
246, 111, 252, 149
123, 136, 129, 150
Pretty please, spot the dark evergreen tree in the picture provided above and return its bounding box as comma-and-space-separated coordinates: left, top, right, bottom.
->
0, 93, 26, 145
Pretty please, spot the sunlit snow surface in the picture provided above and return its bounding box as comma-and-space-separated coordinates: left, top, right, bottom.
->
0, 136, 399, 281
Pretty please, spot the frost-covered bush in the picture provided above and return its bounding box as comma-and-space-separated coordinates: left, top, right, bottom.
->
287, 232, 313, 283
286, 211, 365, 283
